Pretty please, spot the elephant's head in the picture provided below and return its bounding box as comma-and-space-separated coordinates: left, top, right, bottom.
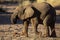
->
11, 5, 23, 24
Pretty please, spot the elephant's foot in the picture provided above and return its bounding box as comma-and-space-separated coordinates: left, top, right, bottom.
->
42, 34, 48, 37
20, 31, 28, 37
35, 31, 42, 36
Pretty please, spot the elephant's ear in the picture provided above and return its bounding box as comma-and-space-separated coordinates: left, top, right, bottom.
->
24, 7, 34, 19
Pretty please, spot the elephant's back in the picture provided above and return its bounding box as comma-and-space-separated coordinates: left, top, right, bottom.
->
32, 2, 51, 13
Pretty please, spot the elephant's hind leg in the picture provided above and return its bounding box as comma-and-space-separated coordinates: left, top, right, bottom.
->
43, 15, 50, 37
50, 23, 56, 37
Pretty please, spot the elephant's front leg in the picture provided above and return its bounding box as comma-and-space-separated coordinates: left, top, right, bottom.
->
31, 18, 39, 35
21, 20, 29, 37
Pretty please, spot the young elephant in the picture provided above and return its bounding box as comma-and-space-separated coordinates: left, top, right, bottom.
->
11, 2, 56, 37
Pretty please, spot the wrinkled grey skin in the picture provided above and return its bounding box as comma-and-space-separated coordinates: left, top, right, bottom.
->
11, 2, 56, 37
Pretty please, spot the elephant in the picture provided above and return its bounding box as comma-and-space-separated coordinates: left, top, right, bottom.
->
11, 2, 56, 37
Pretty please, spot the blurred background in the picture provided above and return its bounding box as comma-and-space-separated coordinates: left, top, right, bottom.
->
0, 0, 60, 24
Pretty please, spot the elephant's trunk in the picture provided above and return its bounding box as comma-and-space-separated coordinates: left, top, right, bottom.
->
18, 8, 26, 20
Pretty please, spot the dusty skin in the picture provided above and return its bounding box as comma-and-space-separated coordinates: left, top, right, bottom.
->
11, 2, 56, 37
